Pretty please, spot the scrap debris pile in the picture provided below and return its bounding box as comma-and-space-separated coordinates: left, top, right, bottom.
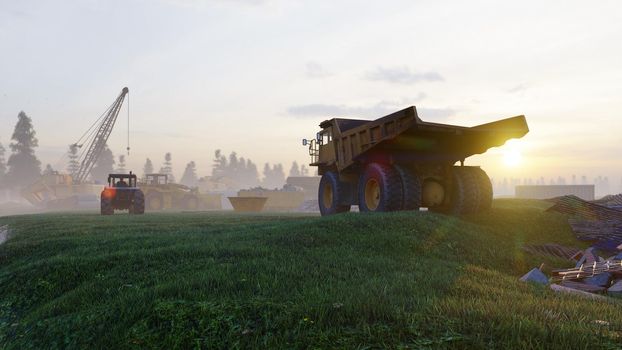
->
520, 195, 622, 299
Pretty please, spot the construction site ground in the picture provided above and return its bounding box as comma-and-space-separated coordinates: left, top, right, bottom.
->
1, 199, 622, 349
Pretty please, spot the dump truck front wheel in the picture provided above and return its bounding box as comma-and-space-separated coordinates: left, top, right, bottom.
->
358, 163, 403, 212
318, 171, 351, 216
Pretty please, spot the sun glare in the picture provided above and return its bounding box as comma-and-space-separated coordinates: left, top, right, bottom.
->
502, 144, 522, 167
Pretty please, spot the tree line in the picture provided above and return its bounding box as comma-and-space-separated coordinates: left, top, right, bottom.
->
0, 111, 313, 191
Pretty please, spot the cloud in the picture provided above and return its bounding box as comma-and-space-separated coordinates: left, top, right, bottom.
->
366, 66, 444, 85
287, 97, 454, 121
507, 84, 528, 93
305, 62, 332, 78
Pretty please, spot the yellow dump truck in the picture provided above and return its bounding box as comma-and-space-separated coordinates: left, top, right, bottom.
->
304, 106, 529, 216
140, 174, 221, 211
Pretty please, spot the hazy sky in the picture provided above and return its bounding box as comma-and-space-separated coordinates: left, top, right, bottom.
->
1, 0, 621, 182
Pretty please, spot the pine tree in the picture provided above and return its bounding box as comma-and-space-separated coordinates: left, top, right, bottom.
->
143, 158, 154, 176
180, 161, 198, 187
117, 155, 126, 173
300, 164, 309, 176
0, 140, 6, 187
289, 161, 301, 177
43, 164, 55, 175
67, 144, 80, 175
159, 152, 175, 182
91, 145, 115, 183
6, 111, 41, 187
262, 163, 285, 189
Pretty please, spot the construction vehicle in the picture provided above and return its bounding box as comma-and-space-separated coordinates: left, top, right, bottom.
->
303, 106, 529, 216
100, 173, 145, 215
22, 87, 130, 209
238, 187, 304, 212
140, 173, 222, 211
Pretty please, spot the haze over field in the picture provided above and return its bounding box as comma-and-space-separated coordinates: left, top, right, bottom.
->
1, 0, 621, 182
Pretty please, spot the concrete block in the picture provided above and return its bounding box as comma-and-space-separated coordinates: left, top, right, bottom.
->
519, 268, 549, 285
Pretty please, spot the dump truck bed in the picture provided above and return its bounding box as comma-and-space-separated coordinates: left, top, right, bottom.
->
319, 106, 528, 172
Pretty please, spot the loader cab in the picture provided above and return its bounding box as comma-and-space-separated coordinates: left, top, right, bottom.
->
145, 173, 169, 185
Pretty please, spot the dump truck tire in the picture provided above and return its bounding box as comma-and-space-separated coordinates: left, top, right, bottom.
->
394, 165, 422, 211
358, 163, 403, 212
465, 167, 493, 212
431, 167, 479, 215
132, 190, 145, 215
146, 193, 164, 211
318, 171, 351, 216
100, 197, 113, 215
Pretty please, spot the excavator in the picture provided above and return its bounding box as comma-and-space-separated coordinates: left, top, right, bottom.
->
21, 87, 130, 210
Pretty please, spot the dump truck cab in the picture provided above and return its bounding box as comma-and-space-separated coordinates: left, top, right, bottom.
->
304, 106, 529, 216
100, 172, 145, 215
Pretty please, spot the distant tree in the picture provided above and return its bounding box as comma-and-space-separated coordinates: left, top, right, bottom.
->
91, 145, 115, 183
300, 164, 309, 176
180, 161, 198, 187
0, 140, 6, 187
143, 158, 154, 175
211, 150, 260, 188
43, 164, 55, 175
289, 161, 301, 177
117, 155, 126, 173
6, 111, 41, 187
159, 152, 175, 182
262, 163, 285, 189
67, 144, 80, 175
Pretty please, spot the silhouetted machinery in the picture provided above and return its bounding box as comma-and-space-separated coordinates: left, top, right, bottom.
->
22, 88, 130, 209
100, 172, 145, 215
140, 174, 222, 211
303, 106, 529, 216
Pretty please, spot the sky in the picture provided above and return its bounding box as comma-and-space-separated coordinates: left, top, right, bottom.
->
1, 0, 621, 183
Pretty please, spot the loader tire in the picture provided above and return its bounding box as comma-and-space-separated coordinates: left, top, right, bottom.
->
465, 167, 493, 212
100, 197, 114, 215
358, 163, 403, 213
146, 193, 164, 211
183, 195, 199, 211
431, 167, 479, 215
394, 164, 422, 211
318, 171, 351, 216
132, 190, 145, 215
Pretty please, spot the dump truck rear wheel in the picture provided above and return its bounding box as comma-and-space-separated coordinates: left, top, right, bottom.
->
431, 167, 479, 215
394, 165, 422, 211
358, 163, 403, 212
318, 171, 351, 216
100, 197, 113, 215
132, 190, 145, 215
465, 167, 492, 212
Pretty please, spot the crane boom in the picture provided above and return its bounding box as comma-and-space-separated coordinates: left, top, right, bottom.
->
73, 87, 129, 183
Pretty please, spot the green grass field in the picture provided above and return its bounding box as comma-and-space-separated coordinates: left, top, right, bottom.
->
1, 199, 621, 349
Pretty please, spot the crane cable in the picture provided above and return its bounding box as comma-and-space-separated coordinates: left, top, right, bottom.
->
127, 92, 130, 156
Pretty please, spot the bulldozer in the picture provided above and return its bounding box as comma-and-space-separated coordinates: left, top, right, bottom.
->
303, 106, 529, 216
140, 173, 221, 211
